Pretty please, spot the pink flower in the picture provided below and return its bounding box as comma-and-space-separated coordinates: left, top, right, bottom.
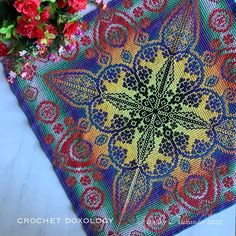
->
9, 71, 17, 79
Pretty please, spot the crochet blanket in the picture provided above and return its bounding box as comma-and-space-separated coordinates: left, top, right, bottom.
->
3, 0, 236, 235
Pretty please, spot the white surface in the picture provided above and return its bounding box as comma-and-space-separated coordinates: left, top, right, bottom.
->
0, 63, 86, 236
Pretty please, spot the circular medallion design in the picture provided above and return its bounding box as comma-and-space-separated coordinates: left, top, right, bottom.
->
93, 8, 142, 63
36, 101, 59, 124
174, 172, 220, 215
144, 0, 167, 12
209, 9, 233, 33
54, 128, 95, 173
81, 187, 105, 211
70, 139, 93, 162
22, 86, 38, 101
105, 24, 128, 48
144, 209, 169, 233
91, 43, 223, 178
184, 175, 208, 199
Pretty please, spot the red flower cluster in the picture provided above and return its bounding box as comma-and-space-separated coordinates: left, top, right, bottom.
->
68, 0, 88, 14
0, 42, 9, 57
56, 0, 88, 12
14, 0, 40, 17
11, 0, 89, 47
40, 7, 51, 22
14, 0, 57, 45
16, 16, 42, 39
0, 0, 92, 60
64, 21, 79, 39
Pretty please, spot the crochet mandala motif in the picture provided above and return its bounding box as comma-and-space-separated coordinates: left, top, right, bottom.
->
4, 0, 236, 235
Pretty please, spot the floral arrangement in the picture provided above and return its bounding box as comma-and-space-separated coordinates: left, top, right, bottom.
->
0, 0, 105, 82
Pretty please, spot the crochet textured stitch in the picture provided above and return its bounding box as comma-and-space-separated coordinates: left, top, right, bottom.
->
3, 0, 236, 235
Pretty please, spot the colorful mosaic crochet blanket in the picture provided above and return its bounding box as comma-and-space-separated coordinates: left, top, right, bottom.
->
3, 0, 236, 235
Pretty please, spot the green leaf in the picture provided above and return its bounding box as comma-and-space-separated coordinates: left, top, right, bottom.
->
47, 33, 56, 39
57, 14, 67, 25
2, 20, 9, 28
7, 25, 14, 30
49, 2, 57, 16
8, 47, 16, 55
69, 13, 82, 22
5, 32, 11, 39
41, 38, 48, 44
0, 28, 8, 34
12, 29, 19, 39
